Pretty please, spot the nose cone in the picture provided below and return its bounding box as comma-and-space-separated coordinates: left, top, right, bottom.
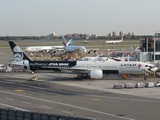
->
151, 67, 158, 72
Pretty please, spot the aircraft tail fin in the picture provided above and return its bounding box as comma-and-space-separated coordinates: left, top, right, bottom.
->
66, 39, 73, 46
120, 37, 124, 41
61, 35, 67, 46
8, 41, 31, 62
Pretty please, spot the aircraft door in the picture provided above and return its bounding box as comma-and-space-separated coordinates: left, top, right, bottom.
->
119, 65, 123, 73
86, 64, 90, 69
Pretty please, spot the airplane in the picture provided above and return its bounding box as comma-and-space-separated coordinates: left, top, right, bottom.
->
25, 36, 87, 54
134, 46, 141, 55
83, 40, 88, 43
25, 36, 73, 52
105, 37, 124, 44
8, 41, 158, 80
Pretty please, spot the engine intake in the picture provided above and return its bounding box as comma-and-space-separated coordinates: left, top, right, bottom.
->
89, 69, 103, 79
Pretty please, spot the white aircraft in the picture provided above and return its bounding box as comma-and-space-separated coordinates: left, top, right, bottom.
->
83, 40, 88, 43
8, 41, 158, 80
25, 36, 72, 52
105, 37, 124, 44
25, 36, 87, 54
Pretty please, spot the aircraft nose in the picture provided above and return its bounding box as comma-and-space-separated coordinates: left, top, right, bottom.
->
151, 67, 158, 72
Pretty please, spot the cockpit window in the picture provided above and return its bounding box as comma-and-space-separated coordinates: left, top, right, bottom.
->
150, 66, 155, 68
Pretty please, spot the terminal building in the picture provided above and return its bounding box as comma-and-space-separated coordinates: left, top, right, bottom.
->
137, 36, 160, 69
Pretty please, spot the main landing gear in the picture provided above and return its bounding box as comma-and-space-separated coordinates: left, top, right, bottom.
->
74, 73, 90, 81
144, 74, 148, 80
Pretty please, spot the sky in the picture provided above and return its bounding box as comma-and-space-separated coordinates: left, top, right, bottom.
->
1, 0, 160, 36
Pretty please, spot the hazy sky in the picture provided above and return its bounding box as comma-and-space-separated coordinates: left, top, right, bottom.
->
1, 0, 160, 36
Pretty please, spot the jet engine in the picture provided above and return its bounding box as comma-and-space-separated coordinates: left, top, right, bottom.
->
89, 69, 103, 79
9, 60, 30, 70
88, 49, 96, 54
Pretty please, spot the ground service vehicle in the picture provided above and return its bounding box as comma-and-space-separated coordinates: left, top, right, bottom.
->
135, 82, 144, 88
155, 82, 160, 87
145, 82, 154, 88
30, 76, 38, 81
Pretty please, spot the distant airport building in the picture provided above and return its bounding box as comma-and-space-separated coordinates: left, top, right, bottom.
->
127, 32, 132, 37
137, 36, 160, 65
108, 33, 112, 37
53, 32, 56, 36
119, 31, 123, 37
91, 34, 97, 38
132, 32, 135, 36
47, 32, 56, 37
112, 31, 116, 37
155, 32, 160, 37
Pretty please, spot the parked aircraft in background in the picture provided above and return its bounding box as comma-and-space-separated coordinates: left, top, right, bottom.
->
25, 36, 87, 54
8, 41, 158, 80
25, 36, 73, 52
134, 46, 141, 54
83, 40, 88, 43
105, 37, 124, 44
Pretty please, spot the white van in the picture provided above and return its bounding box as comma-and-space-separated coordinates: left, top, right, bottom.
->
135, 82, 144, 88
0, 64, 5, 72
145, 82, 154, 88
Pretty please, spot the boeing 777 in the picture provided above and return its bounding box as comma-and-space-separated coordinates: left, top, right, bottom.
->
8, 41, 158, 80
105, 37, 124, 44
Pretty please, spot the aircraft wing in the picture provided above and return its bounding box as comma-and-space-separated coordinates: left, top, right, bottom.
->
59, 67, 95, 73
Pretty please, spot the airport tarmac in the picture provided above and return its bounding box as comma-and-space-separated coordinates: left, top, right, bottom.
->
0, 72, 160, 120
1, 48, 160, 120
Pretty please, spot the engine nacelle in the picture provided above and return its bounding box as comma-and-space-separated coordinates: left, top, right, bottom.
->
23, 60, 30, 70
88, 49, 96, 54
48, 50, 56, 53
89, 69, 103, 79
9, 60, 30, 70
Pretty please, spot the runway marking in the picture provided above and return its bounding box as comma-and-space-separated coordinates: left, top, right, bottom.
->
63, 111, 73, 115
7, 98, 14, 100
130, 99, 160, 103
0, 90, 134, 120
41, 106, 50, 109
91, 98, 100, 101
14, 89, 24, 92
0, 102, 29, 111
22, 101, 31, 104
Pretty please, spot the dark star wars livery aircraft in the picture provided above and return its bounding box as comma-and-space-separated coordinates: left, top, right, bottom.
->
8, 41, 158, 80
